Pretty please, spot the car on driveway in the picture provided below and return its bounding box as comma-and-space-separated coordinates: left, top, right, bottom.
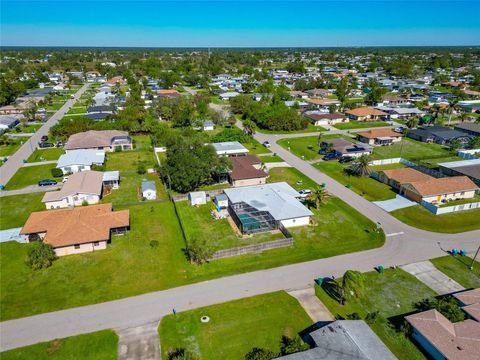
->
38, 142, 54, 148
298, 189, 312, 198
263, 141, 271, 148
394, 127, 406, 133
323, 153, 340, 161
38, 179, 57, 187
339, 156, 354, 163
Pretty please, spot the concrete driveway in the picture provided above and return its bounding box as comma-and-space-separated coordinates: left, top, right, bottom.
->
117, 322, 160, 360
373, 195, 417, 212
0, 183, 61, 197
400, 261, 465, 295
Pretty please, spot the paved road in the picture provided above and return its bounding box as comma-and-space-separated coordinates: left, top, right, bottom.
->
0, 83, 90, 186
1, 101, 479, 352
0, 183, 61, 198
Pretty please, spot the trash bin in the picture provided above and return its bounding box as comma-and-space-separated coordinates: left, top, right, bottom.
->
377, 265, 384, 273
451, 249, 458, 256
315, 277, 323, 286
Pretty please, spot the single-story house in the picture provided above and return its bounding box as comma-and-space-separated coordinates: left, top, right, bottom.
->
219, 92, 240, 101
400, 176, 479, 204
203, 120, 215, 131
453, 288, 480, 321
211, 141, 249, 156
289, 91, 309, 99
229, 155, 268, 187
56, 149, 105, 174
84, 112, 111, 121
454, 122, 480, 137
157, 89, 180, 98
189, 191, 207, 206
42, 170, 103, 209
374, 106, 424, 120
277, 320, 396, 360
223, 182, 313, 234
356, 128, 403, 146
405, 298, 480, 360
103, 171, 120, 189
438, 159, 480, 185
0, 115, 20, 130
86, 105, 114, 114
65, 130, 133, 152
345, 108, 389, 121
320, 138, 372, 158
306, 88, 332, 97
141, 180, 156, 200
381, 95, 409, 106
307, 98, 341, 108
20, 203, 129, 256
304, 113, 347, 126
378, 168, 434, 191
408, 126, 472, 146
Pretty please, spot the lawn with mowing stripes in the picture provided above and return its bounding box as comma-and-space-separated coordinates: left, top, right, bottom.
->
431, 256, 480, 289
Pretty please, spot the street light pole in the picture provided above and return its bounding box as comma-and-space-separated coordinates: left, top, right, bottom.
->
470, 243, 480, 271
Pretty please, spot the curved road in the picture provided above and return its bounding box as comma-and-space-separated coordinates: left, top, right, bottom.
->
0, 83, 90, 186
1, 103, 479, 352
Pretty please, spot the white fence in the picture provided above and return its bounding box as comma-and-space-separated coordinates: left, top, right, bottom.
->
421, 200, 480, 215
369, 158, 417, 167
458, 149, 480, 160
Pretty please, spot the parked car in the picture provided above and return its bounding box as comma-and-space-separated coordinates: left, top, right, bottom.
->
339, 156, 354, 163
40, 135, 48, 142
55, 141, 63, 147
298, 189, 312, 198
38, 179, 57, 187
38, 142, 54, 148
263, 141, 271, 148
394, 127, 406, 133
323, 153, 340, 161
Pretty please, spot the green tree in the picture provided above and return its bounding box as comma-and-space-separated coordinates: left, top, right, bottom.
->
352, 154, 371, 177
244, 347, 276, 360
363, 79, 386, 105
167, 348, 198, 360
467, 136, 480, 149
25, 242, 57, 270
449, 139, 462, 153
414, 297, 465, 323
279, 335, 309, 356
308, 187, 331, 210
242, 119, 256, 136
186, 238, 214, 265
341, 270, 366, 304
335, 77, 350, 110
51, 168, 64, 178
406, 117, 419, 129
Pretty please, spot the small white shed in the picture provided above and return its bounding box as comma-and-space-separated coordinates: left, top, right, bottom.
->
214, 194, 228, 210
189, 191, 207, 206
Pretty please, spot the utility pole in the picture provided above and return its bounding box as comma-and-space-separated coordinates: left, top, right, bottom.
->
471, 243, 480, 271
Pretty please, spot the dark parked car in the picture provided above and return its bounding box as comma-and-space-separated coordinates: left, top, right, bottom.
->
339, 156, 354, 163
323, 153, 340, 161
38, 179, 57, 187
40, 135, 48, 142
38, 142, 54, 148
263, 141, 271, 148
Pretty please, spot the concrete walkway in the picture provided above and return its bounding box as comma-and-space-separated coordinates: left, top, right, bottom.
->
288, 287, 334, 322
0, 183, 61, 197
117, 322, 160, 360
373, 195, 417, 212
264, 161, 291, 169
400, 260, 465, 295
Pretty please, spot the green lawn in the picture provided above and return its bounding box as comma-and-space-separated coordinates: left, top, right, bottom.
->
431, 256, 480, 288
333, 121, 389, 130
243, 138, 267, 154
1, 164, 384, 321
8, 124, 43, 133
277, 134, 349, 161
391, 205, 480, 233
27, 148, 64, 162
65, 107, 87, 115
159, 291, 312, 360
267, 166, 319, 191
259, 154, 283, 163
0, 192, 45, 230
5, 163, 57, 190
0, 142, 22, 157
46, 103, 64, 111
316, 268, 438, 360
256, 123, 326, 134
370, 163, 406, 171
176, 201, 284, 251
0, 330, 118, 360
371, 138, 455, 164
314, 161, 397, 201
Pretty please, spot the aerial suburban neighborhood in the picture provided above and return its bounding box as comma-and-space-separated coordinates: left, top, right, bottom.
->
0, 1, 480, 360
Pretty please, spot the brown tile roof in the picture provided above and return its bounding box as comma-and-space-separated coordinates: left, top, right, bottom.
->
454, 288, 480, 306
345, 107, 388, 117
305, 113, 345, 121
407, 176, 479, 197
157, 89, 180, 96
382, 95, 407, 102
307, 99, 340, 106
357, 128, 402, 139
381, 168, 434, 184
406, 309, 480, 360
229, 155, 267, 181
42, 171, 103, 203
65, 130, 129, 150
20, 204, 129, 248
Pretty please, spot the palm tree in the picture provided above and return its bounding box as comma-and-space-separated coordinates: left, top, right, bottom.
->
458, 111, 470, 123
406, 117, 418, 129
447, 99, 458, 126
353, 154, 372, 177
242, 119, 256, 136
308, 187, 331, 210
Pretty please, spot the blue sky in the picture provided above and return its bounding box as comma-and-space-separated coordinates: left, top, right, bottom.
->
1, 1, 480, 47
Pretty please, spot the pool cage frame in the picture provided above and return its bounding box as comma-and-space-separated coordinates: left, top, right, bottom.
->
228, 201, 277, 234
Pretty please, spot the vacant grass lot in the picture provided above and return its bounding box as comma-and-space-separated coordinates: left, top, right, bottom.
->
268, 166, 318, 190
243, 138, 268, 154
370, 163, 406, 171
314, 161, 397, 201
431, 256, 480, 288
316, 268, 437, 360
370, 138, 459, 166
0, 192, 45, 230
5, 163, 57, 190
259, 154, 283, 163
277, 134, 350, 161
333, 121, 389, 130
65, 106, 87, 115
159, 291, 312, 360
27, 148, 64, 162
256, 123, 326, 134
1, 330, 118, 360
391, 205, 480, 233
0, 142, 22, 157
176, 201, 284, 251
